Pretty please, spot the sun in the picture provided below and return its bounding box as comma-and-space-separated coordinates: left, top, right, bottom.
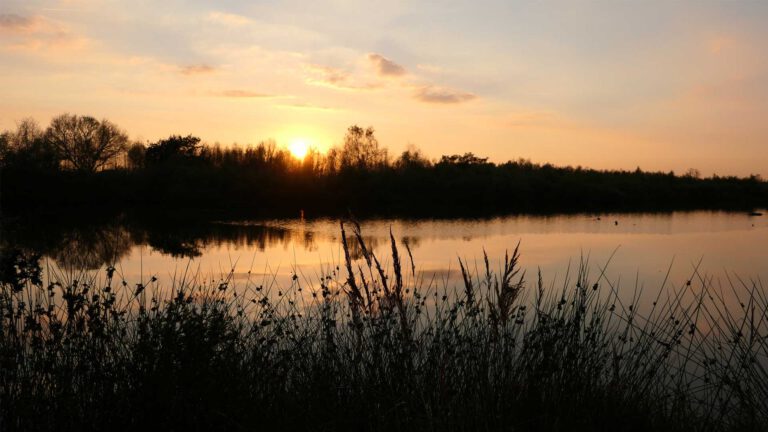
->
288, 139, 309, 160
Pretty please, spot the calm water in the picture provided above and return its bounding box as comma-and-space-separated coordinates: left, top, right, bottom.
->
10, 210, 765, 304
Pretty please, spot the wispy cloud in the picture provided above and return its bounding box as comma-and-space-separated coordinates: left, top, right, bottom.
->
206, 11, 252, 27
278, 102, 338, 111
216, 89, 273, 98
0, 14, 36, 32
0, 14, 89, 54
305, 64, 379, 90
179, 64, 216, 75
368, 53, 406, 77
414, 86, 476, 104
308, 64, 349, 85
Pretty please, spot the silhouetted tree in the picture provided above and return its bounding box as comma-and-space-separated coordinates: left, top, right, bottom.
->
685, 168, 701, 179
9, 118, 43, 150
45, 114, 129, 172
438, 153, 489, 166
335, 125, 388, 170
0, 132, 8, 160
395, 145, 431, 169
1, 119, 40, 164
127, 142, 147, 169
145, 135, 201, 165
0, 118, 59, 171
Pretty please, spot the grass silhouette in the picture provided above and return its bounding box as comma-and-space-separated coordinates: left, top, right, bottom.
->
1, 224, 766, 431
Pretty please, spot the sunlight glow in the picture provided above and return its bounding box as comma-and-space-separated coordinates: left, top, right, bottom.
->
288, 139, 310, 160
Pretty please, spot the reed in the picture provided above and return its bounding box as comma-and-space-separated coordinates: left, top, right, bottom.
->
0, 228, 766, 431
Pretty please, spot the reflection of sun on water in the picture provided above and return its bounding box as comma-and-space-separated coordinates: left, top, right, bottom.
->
288, 140, 309, 160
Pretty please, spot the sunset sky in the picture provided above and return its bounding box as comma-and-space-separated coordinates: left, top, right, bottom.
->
2, 0, 767, 176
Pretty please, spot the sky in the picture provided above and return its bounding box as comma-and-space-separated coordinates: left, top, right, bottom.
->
1, 0, 767, 177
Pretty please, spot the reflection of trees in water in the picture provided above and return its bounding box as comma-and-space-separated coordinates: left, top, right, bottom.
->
50, 225, 134, 270
207, 224, 300, 252
401, 236, 421, 250
1, 218, 426, 266
133, 223, 386, 261
2, 220, 143, 268
149, 223, 305, 257
2, 220, 306, 263
142, 230, 205, 258
344, 236, 383, 261
341, 235, 422, 262
302, 230, 318, 252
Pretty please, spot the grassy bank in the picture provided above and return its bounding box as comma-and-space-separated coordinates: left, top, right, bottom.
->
1, 224, 766, 431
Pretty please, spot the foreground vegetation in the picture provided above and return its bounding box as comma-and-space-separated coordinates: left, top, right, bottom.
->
1, 224, 766, 431
2, 115, 767, 217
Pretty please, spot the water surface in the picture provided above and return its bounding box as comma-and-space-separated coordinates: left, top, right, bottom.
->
7, 211, 765, 304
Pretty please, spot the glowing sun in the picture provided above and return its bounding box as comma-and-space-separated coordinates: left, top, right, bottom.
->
288, 139, 309, 160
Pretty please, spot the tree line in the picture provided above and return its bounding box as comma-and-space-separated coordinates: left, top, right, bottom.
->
1, 114, 766, 217
0, 116, 398, 174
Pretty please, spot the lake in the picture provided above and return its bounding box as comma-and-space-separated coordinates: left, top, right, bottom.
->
6, 210, 765, 308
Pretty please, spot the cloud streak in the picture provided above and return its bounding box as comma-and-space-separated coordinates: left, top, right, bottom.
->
414, 86, 476, 104
279, 102, 338, 111
217, 90, 273, 98
179, 64, 216, 75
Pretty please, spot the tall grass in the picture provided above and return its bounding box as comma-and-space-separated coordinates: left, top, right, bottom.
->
1, 225, 766, 431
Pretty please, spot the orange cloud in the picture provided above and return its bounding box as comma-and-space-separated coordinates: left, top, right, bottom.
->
368, 53, 406, 77
0, 14, 89, 55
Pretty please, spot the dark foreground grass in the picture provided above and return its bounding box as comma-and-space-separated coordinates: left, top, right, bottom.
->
1, 223, 766, 431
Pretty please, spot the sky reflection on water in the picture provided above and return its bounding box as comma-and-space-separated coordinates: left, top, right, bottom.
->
15, 211, 761, 307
